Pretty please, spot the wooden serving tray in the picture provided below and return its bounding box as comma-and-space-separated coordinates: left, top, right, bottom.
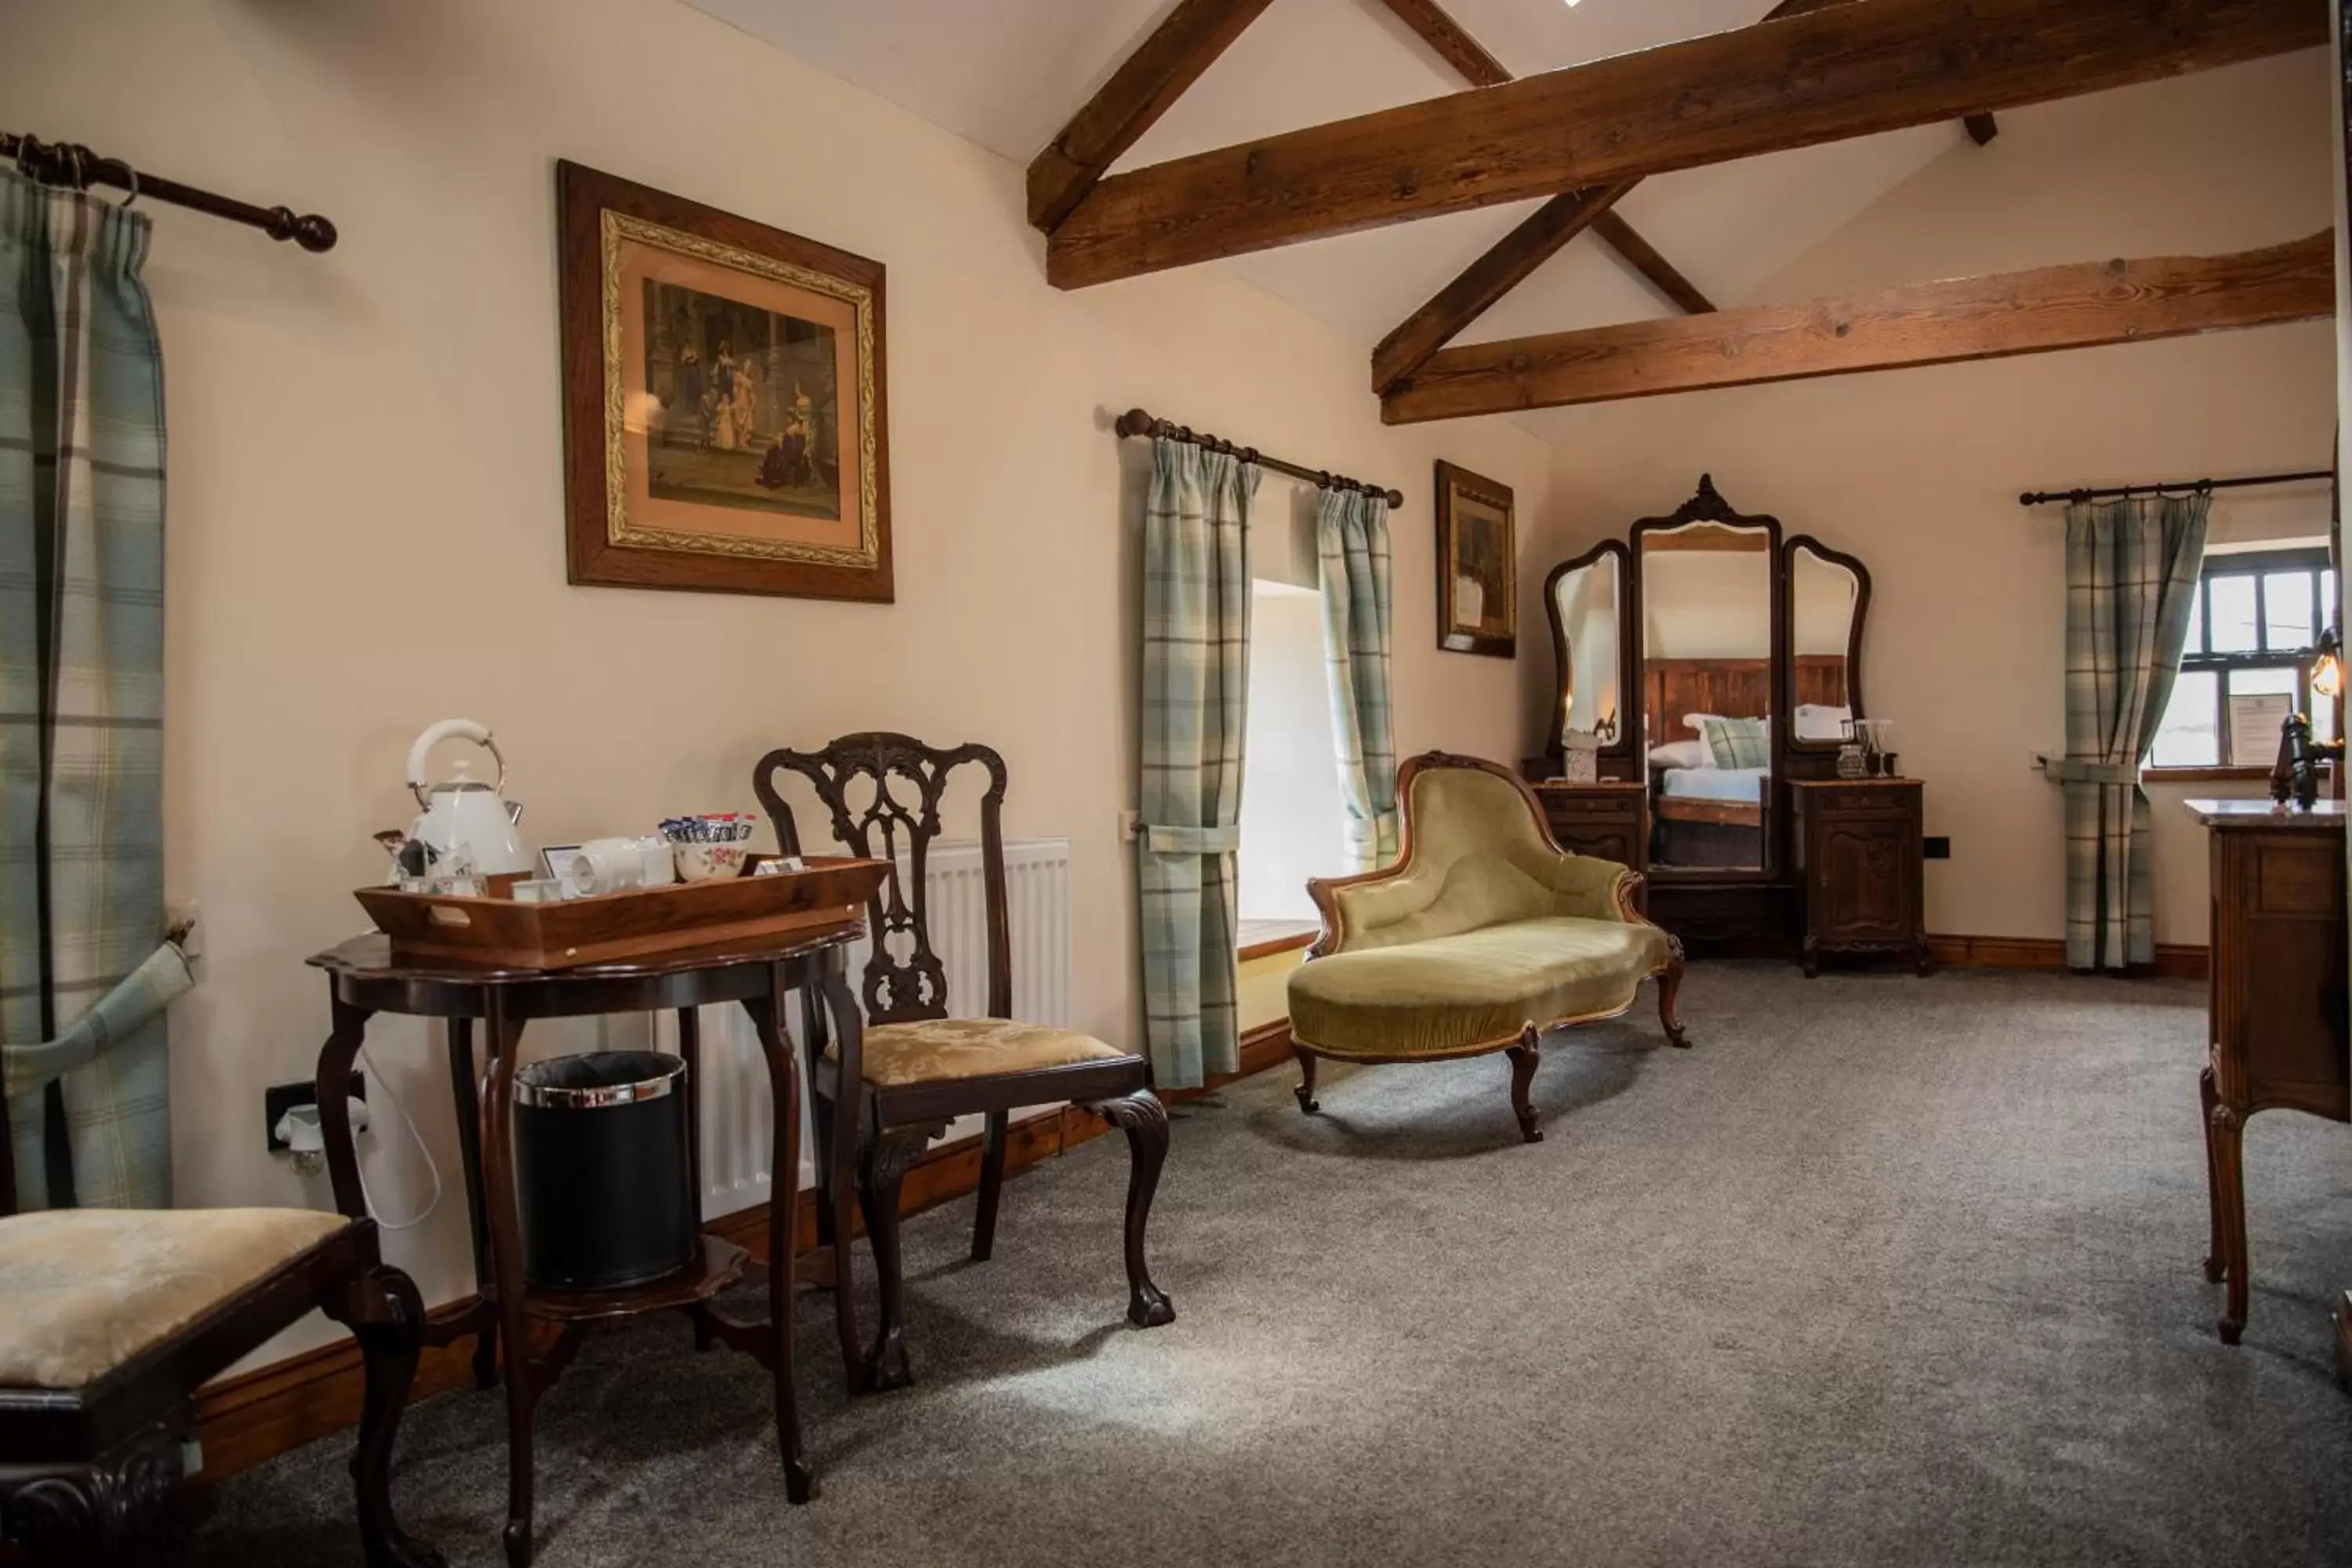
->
354, 855, 889, 968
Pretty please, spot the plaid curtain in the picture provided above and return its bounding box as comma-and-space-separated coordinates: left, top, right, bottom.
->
1137, 438, 1257, 1090
1, 170, 176, 1209
2047, 492, 2209, 970
1317, 486, 1398, 871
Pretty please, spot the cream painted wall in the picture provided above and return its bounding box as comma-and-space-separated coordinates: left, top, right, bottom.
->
4, 0, 1554, 1356
1537, 52, 2337, 946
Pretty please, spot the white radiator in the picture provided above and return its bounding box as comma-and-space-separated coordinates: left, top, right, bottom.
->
634, 837, 1073, 1218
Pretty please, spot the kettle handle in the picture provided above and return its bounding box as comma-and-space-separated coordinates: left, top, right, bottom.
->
407, 719, 506, 809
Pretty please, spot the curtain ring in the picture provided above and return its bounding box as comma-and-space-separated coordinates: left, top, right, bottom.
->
117, 162, 139, 209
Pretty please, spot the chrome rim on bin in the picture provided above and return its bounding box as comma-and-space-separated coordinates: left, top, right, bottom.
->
514, 1051, 685, 1109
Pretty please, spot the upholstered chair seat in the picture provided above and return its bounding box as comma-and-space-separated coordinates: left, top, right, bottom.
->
827, 1018, 1131, 1087
1289, 916, 1671, 1060
0, 1207, 349, 1388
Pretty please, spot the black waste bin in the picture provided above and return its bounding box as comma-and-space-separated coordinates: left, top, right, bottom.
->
513, 1051, 695, 1292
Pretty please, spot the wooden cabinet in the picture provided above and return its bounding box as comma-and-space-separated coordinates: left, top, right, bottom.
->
2190, 798, 2348, 1347
1790, 779, 1925, 975
1534, 781, 1649, 902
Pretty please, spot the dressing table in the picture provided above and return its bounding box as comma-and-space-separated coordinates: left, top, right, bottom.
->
1530, 476, 1923, 967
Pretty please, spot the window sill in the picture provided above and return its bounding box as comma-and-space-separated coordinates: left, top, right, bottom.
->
1238, 920, 1319, 963
2143, 765, 2307, 784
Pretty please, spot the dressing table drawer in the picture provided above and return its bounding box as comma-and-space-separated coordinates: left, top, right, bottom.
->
1534, 782, 1649, 901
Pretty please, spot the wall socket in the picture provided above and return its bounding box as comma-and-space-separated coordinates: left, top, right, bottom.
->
265, 1073, 363, 1153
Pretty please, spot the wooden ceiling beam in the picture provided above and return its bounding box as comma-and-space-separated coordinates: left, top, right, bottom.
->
1367, 0, 1717, 393
1371, 183, 1638, 393
1588, 211, 1718, 316
1379, 230, 2333, 423
1367, 0, 2002, 393
1372, 0, 1510, 87
1047, 0, 2317, 289
1026, 0, 1279, 232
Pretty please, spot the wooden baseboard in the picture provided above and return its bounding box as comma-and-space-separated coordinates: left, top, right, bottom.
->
192, 1019, 1296, 1483
1926, 933, 2209, 980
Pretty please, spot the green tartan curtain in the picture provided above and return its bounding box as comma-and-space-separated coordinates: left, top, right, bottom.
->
1137, 438, 1257, 1090
1, 169, 179, 1210
2047, 492, 2209, 971
1317, 486, 1397, 872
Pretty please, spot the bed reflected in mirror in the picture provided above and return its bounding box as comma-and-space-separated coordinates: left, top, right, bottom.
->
1788, 539, 1865, 749
1547, 544, 1624, 751
1639, 519, 1773, 872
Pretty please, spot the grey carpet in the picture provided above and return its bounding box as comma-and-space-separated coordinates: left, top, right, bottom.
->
173, 966, 2352, 1567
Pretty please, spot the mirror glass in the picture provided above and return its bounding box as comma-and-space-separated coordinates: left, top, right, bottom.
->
1639, 520, 1773, 872
1790, 543, 1860, 747
1551, 553, 1623, 749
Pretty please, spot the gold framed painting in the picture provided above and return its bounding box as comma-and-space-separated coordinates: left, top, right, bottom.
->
557, 161, 892, 601
1435, 460, 1515, 657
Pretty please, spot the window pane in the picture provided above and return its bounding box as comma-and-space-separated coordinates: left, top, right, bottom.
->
2207, 575, 2258, 653
2225, 666, 2300, 765
2263, 570, 2314, 650
2150, 669, 2219, 767
2325, 568, 2338, 622
2182, 584, 2203, 655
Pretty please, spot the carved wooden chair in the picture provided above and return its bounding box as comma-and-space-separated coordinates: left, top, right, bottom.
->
753, 732, 1173, 1391
0, 1085, 437, 1566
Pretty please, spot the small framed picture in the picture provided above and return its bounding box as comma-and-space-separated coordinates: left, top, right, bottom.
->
1435, 461, 1516, 658
538, 845, 583, 880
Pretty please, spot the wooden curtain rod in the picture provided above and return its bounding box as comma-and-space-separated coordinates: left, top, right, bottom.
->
2, 132, 337, 253
1115, 407, 1405, 508
2017, 469, 2333, 506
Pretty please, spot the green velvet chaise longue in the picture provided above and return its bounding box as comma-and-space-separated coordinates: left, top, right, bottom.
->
1287, 752, 1689, 1143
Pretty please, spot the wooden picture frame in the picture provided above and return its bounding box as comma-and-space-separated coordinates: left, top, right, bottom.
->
1434, 460, 1516, 657
557, 161, 893, 601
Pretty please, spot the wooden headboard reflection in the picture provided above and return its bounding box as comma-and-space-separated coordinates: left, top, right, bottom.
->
1645, 656, 1847, 745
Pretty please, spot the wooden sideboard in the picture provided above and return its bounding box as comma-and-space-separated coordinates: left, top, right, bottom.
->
1790, 779, 1926, 975
1533, 781, 1649, 909
2187, 798, 2348, 1348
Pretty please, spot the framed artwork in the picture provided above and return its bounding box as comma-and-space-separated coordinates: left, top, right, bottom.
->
557, 161, 892, 601
1434, 461, 1515, 657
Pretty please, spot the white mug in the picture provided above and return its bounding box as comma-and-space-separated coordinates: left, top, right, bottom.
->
567, 837, 649, 897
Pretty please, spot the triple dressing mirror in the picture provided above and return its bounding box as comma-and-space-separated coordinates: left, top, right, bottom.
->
1543, 477, 1874, 884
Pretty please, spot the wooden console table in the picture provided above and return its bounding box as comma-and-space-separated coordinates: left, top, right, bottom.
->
307, 924, 872, 1566
2185, 799, 2348, 1348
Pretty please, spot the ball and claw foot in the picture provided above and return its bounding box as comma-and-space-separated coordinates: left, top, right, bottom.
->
1128, 1283, 1177, 1327
865, 1328, 913, 1392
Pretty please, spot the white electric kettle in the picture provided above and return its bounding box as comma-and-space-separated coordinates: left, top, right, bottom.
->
401, 719, 532, 877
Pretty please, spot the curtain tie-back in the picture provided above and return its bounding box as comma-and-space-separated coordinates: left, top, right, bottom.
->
3, 942, 194, 1102
1142, 823, 1242, 856
2043, 758, 2142, 786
